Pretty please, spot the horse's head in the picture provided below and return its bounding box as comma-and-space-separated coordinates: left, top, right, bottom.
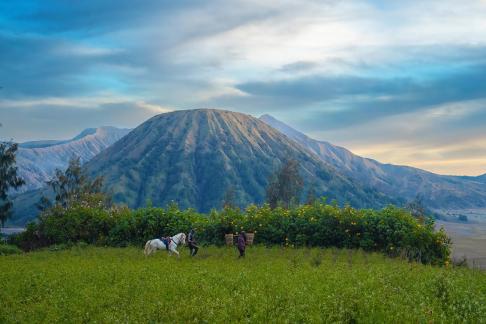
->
178, 233, 187, 246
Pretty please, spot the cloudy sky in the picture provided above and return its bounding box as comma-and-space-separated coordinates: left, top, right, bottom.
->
1, 0, 486, 176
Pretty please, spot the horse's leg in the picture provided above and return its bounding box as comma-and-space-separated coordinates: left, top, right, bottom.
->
152, 243, 159, 255
172, 248, 180, 258
144, 240, 150, 256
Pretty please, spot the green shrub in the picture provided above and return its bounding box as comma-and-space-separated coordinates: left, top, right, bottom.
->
11, 201, 451, 264
0, 243, 22, 255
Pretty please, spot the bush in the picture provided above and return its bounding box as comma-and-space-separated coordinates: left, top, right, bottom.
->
0, 243, 22, 255
11, 201, 451, 265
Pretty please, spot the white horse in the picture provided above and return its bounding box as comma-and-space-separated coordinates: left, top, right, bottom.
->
144, 233, 187, 257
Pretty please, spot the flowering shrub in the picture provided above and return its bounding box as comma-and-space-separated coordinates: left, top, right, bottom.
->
12, 200, 451, 264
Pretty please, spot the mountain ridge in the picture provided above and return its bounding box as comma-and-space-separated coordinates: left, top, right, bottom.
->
259, 114, 486, 210
16, 126, 131, 192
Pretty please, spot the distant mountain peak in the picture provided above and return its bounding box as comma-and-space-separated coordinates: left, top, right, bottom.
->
20, 126, 130, 149
71, 128, 97, 141
260, 114, 307, 141
16, 126, 131, 192
260, 114, 486, 210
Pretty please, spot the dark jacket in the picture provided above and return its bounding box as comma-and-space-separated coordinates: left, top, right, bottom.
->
237, 232, 247, 250
188, 230, 197, 245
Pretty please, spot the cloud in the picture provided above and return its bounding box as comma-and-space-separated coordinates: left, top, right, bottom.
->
230, 58, 486, 129
0, 97, 171, 142
0, 32, 127, 98
1, 0, 486, 174
302, 99, 486, 176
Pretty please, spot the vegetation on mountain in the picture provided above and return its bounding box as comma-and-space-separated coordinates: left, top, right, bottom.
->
265, 159, 304, 208
84, 109, 395, 213
0, 141, 24, 227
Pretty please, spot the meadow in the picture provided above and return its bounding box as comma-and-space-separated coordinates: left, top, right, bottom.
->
1, 246, 485, 323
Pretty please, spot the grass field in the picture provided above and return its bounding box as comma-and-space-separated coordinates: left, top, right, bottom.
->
1, 246, 486, 323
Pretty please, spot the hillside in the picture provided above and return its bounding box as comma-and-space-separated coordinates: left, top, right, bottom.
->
85, 109, 392, 212
260, 115, 486, 210
16, 127, 130, 192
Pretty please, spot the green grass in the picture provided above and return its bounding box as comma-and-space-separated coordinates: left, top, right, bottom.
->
1, 246, 485, 323
0, 243, 22, 256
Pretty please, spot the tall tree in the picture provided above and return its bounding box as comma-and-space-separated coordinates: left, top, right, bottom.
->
266, 159, 304, 208
305, 182, 317, 205
40, 156, 108, 210
405, 195, 428, 224
0, 141, 25, 227
222, 185, 237, 209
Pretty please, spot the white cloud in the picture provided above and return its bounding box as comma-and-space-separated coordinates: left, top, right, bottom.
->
3, 0, 486, 175
307, 99, 486, 175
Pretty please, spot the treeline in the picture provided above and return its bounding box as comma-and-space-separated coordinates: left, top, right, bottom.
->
11, 200, 450, 265
4, 152, 450, 265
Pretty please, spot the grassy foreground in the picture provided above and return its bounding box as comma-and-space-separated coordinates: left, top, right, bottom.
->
1, 246, 485, 323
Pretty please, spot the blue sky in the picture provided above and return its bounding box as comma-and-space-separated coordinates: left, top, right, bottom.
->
1, 0, 486, 176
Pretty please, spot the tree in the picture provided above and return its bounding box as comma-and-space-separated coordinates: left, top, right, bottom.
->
0, 141, 25, 227
305, 182, 317, 205
265, 159, 304, 209
405, 195, 428, 224
222, 185, 237, 209
40, 156, 109, 210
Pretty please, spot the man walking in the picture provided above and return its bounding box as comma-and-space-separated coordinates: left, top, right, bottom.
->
237, 231, 247, 258
188, 229, 199, 256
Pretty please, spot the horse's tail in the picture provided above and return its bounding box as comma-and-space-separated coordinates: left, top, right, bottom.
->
144, 240, 152, 256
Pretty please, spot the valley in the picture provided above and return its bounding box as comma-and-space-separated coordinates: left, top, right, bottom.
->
436, 209, 486, 266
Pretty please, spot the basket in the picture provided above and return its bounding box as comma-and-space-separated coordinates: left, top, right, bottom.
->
246, 232, 255, 245
225, 234, 234, 246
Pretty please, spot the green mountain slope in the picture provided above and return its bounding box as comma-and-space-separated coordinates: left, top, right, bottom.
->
85, 109, 393, 211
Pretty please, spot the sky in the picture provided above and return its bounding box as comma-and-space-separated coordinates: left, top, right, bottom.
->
1, 0, 486, 176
